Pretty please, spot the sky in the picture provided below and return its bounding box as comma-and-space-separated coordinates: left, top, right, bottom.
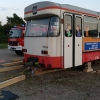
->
0, 0, 100, 25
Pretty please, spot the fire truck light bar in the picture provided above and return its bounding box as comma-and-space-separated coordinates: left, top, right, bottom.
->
14, 25, 16, 28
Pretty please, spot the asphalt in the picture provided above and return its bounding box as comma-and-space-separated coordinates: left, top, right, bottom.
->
0, 49, 23, 64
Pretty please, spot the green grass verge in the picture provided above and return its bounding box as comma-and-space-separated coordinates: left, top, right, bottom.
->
0, 43, 8, 49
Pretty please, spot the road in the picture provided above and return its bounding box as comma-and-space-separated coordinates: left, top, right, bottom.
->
0, 49, 23, 64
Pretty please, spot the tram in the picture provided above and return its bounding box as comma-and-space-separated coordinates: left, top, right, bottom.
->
23, 1, 100, 69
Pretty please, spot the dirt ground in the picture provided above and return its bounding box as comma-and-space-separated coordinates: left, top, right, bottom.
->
0, 49, 100, 100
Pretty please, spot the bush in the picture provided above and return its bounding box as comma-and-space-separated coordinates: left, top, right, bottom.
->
0, 35, 8, 43
0, 43, 8, 49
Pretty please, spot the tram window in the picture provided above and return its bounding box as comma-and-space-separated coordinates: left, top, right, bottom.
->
25, 18, 50, 36
64, 15, 72, 37
25, 16, 59, 37
48, 16, 59, 36
25, 21, 31, 36
75, 17, 82, 37
99, 19, 100, 37
84, 16, 98, 37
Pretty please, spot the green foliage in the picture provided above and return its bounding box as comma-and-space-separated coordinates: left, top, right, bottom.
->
0, 13, 25, 43
0, 35, 8, 43
0, 21, 2, 26
7, 13, 25, 25
0, 43, 8, 49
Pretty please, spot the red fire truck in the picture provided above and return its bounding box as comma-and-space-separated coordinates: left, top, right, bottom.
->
8, 25, 25, 55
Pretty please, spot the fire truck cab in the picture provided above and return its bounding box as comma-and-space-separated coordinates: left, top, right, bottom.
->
8, 25, 25, 55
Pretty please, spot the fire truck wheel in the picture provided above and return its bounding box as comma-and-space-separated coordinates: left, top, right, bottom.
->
15, 51, 23, 55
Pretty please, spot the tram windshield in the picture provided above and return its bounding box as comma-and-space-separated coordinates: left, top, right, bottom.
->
25, 16, 59, 37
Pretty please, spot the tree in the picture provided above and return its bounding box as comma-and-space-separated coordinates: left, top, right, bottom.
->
0, 21, 2, 26
0, 21, 3, 35
0, 13, 26, 43
7, 13, 25, 26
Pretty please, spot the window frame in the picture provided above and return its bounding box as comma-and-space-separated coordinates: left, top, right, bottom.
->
64, 14, 73, 37
75, 16, 82, 37
98, 18, 100, 37
84, 16, 98, 37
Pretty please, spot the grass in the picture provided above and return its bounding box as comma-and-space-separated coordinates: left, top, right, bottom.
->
0, 43, 8, 49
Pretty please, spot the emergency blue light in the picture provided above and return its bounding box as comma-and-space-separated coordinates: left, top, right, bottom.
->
14, 25, 16, 28
22, 24, 24, 27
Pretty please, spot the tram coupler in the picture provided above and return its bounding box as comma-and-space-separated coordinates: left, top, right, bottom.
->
31, 67, 37, 76
24, 61, 33, 70
24, 61, 38, 76
24, 57, 41, 75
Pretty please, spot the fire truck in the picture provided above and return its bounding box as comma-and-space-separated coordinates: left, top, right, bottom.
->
8, 25, 25, 55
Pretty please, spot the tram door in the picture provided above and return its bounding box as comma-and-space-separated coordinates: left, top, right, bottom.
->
64, 13, 82, 69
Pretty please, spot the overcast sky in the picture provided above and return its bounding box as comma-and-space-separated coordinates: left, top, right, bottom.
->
0, 0, 100, 25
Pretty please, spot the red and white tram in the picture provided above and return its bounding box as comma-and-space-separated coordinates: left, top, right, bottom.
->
23, 1, 100, 69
